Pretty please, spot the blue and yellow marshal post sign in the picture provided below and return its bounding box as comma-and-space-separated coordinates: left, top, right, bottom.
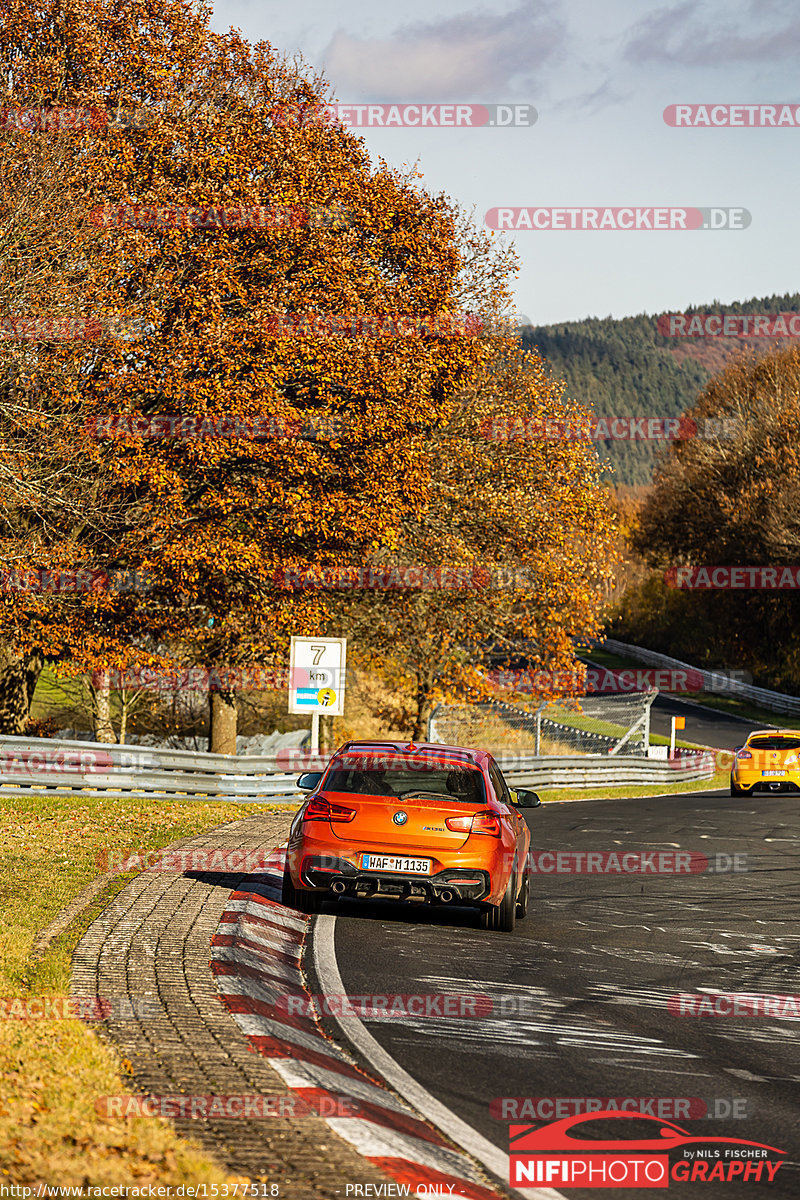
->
288, 636, 347, 717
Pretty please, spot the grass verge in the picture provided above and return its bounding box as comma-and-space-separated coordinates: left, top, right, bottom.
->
538, 765, 730, 803
0, 793, 283, 1188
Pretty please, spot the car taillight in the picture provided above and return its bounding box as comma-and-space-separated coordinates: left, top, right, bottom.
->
445, 811, 501, 836
736, 750, 753, 760
303, 795, 356, 823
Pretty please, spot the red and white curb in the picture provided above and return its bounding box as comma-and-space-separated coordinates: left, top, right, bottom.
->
210, 845, 505, 1199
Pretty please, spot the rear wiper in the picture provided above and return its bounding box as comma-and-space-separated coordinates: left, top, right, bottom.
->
397, 790, 449, 801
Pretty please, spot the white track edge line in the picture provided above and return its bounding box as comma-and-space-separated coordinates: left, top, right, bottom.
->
312, 913, 565, 1200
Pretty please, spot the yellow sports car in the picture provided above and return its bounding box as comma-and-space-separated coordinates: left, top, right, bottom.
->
730, 730, 800, 795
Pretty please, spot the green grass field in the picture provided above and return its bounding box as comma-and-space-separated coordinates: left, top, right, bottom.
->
538, 764, 729, 804
0, 793, 282, 1188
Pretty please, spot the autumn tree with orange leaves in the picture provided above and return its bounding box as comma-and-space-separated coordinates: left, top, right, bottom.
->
0, 0, 619, 750
336, 347, 619, 737
0, 0, 512, 748
0, 105, 165, 734
617, 345, 800, 689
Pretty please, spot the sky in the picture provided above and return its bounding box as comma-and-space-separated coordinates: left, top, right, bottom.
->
208, 0, 800, 325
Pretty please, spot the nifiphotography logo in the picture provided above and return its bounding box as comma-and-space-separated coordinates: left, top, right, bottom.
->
509, 1111, 785, 1187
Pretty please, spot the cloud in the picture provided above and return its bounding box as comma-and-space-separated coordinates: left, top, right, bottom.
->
562, 78, 631, 116
624, 1, 800, 66
321, 2, 565, 101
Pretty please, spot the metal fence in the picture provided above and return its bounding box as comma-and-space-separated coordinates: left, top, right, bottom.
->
0, 729, 713, 800
600, 638, 800, 717
428, 692, 656, 756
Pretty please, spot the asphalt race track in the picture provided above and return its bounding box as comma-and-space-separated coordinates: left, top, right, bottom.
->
580, 657, 760, 750
320, 789, 800, 1198
645, 693, 753, 749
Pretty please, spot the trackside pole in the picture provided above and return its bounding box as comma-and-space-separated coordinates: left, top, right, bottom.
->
310, 711, 320, 754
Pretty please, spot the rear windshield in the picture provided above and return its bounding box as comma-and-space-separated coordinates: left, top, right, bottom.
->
321, 758, 486, 804
748, 736, 800, 750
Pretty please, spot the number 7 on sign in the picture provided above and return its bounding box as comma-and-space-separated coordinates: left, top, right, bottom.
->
311, 645, 326, 665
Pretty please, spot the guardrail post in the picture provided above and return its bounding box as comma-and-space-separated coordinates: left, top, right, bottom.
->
534, 703, 546, 755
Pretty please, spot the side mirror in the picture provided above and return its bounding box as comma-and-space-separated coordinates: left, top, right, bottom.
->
297, 771, 322, 791
513, 788, 542, 808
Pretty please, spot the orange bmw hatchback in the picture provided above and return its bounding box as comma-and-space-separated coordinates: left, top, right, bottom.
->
281, 740, 539, 932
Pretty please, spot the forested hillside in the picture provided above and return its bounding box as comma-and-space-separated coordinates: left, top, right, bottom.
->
522, 292, 800, 486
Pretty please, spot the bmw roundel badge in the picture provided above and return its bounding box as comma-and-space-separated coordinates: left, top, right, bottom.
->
392, 810, 408, 826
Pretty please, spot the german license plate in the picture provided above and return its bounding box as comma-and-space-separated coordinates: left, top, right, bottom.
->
762, 770, 786, 777
361, 854, 431, 874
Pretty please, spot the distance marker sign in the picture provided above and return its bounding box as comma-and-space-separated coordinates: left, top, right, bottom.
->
288, 636, 347, 716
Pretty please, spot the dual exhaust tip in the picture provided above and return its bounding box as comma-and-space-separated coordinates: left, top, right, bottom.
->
327, 879, 457, 903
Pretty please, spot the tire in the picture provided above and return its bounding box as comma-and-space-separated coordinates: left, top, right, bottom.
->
297, 889, 323, 914
495, 872, 516, 933
730, 778, 749, 796
480, 871, 518, 933
515, 872, 529, 919
281, 864, 297, 908
479, 903, 496, 931
281, 866, 323, 914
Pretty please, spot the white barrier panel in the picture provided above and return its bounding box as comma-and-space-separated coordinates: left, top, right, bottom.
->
600, 639, 800, 717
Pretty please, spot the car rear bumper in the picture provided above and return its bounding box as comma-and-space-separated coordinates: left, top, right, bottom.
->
732, 769, 800, 792
300, 855, 491, 903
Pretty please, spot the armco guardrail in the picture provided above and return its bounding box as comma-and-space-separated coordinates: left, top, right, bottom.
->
0, 734, 714, 800
0, 735, 297, 774
0, 735, 301, 801
498, 751, 715, 790
599, 638, 800, 717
